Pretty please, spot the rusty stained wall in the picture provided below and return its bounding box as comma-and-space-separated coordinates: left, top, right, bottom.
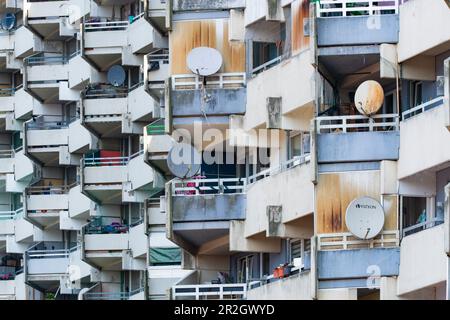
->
170, 19, 246, 75
291, 0, 310, 55
316, 170, 398, 234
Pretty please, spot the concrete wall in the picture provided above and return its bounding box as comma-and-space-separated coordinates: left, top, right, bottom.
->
317, 15, 399, 47
398, 103, 450, 179
27, 64, 68, 82
397, 0, 450, 63
27, 128, 68, 147
173, 0, 245, 12
244, 163, 314, 238
245, 51, 314, 130
27, 257, 69, 274
318, 132, 400, 163
172, 88, 246, 117
84, 233, 129, 251
173, 194, 246, 222
397, 224, 447, 295
83, 98, 127, 117
84, 30, 127, 48
247, 272, 312, 300
27, 194, 68, 211
318, 248, 400, 288
83, 166, 127, 184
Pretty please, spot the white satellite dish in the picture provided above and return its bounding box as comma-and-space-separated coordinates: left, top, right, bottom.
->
187, 47, 223, 76
354, 80, 385, 116
345, 196, 385, 240
167, 143, 202, 179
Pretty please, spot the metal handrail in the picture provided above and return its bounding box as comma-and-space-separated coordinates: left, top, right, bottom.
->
26, 185, 72, 195
0, 149, 14, 158
316, 113, 399, 133
84, 20, 129, 32
83, 150, 143, 167
26, 55, 68, 66
0, 88, 15, 97
252, 56, 282, 75
316, 0, 399, 17
83, 287, 144, 300
145, 118, 165, 136
402, 217, 444, 237
402, 96, 444, 121
172, 177, 246, 196
247, 154, 311, 185
172, 283, 247, 300
26, 115, 76, 130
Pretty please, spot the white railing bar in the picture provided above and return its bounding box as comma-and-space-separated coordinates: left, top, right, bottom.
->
402, 96, 444, 121
317, 0, 399, 17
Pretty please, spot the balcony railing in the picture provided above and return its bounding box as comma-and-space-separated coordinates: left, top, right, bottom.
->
252, 56, 282, 76
402, 96, 444, 121
145, 118, 165, 136
0, 88, 15, 97
172, 177, 246, 196
0, 208, 23, 221
247, 154, 310, 185
26, 115, 76, 130
25, 54, 68, 66
172, 73, 246, 90
84, 84, 129, 99
25, 242, 78, 260
0, 149, 14, 159
316, 114, 399, 133
317, 230, 399, 250
82, 150, 143, 167
84, 20, 129, 32
402, 217, 444, 238
83, 287, 144, 300
26, 184, 72, 195
84, 216, 129, 235
316, 0, 399, 18
172, 284, 247, 300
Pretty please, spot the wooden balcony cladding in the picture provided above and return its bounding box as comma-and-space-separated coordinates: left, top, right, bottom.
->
170, 19, 246, 75
316, 171, 397, 234
292, 0, 311, 55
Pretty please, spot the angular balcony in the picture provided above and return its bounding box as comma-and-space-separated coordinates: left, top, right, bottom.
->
0, 208, 20, 238
0, 149, 14, 175
398, 99, 449, 179
246, 51, 314, 131
24, 185, 70, 229
81, 151, 161, 204
168, 177, 246, 254
242, 155, 314, 240
397, 224, 447, 296
24, 116, 73, 166
24, 54, 69, 103
0, 254, 22, 299
26, 0, 79, 40
81, 216, 130, 270
316, 0, 400, 47
25, 242, 73, 292
12, 87, 42, 121
171, 73, 246, 118
82, 16, 159, 70
145, 49, 169, 100
316, 114, 400, 165
143, 119, 173, 175
81, 84, 156, 137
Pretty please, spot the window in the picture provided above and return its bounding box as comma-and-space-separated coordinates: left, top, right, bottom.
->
410, 81, 423, 107
289, 239, 311, 265
237, 254, 255, 283
289, 131, 310, 160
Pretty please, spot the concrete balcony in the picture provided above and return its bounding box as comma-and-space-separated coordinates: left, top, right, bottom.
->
171, 73, 246, 118
25, 242, 72, 292
0, 279, 16, 299
25, 117, 69, 166
12, 87, 42, 121
25, 55, 69, 103
148, 265, 192, 300
316, 114, 400, 164
245, 52, 314, 131
397, 0, 450, 64
241, 156, 314, 240
24, 185, 70, 229
397, 224, 447, 297
81, 152, 162, 204
82, 220, 130, 269
398, 101, 450, 179
143, 119, 173, 174
317, 247, 400, 290
81, 85, 156, 137
83, 17, 161, 70
247, 271, 312, 300
316, 0, 400, 47
0, 149, 14, 174
0, 209, 17, 237
168, 177, 246, 254
26, 0, 81, 40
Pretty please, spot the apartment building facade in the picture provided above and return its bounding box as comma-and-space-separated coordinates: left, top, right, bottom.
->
0, 0, 449, 300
